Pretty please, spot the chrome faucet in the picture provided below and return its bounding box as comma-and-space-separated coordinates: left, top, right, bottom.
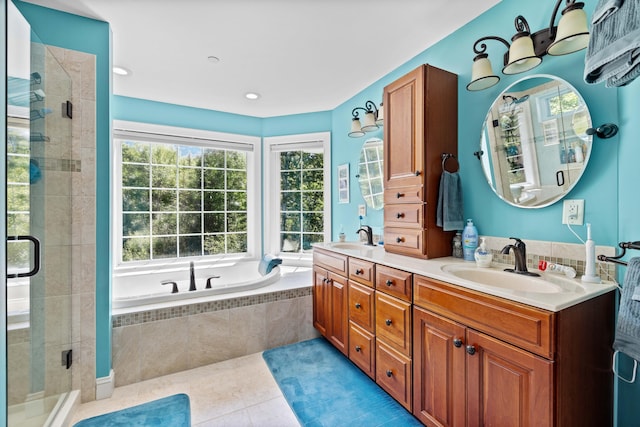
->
356, 225, 375, 246
189, 261, 197, 291
500, 237, 539, 276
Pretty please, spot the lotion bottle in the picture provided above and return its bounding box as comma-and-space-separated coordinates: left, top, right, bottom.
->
462, 219, 478, 261
582, 223, 601, 283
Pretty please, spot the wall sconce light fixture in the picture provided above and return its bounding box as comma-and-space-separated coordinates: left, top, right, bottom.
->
348, 100, 383, 137
466, 0, 590, 91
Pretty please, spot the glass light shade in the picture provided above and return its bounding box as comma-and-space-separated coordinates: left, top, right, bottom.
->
375, 103, 384, 125
361, 111, 379, 132
348, 118, 365, 138
503, 35, 542, 74
547, 7, 590, 56
467, 55, 500, 91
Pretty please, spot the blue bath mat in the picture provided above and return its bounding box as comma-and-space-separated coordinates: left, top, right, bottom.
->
263, 338, 421, 426
73, 393, 190, 427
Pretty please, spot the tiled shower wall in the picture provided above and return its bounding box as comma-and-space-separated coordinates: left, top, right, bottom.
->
50, 46, 97, 403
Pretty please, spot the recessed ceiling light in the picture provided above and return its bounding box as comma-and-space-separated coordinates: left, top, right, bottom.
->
245, 92, 261, 100
113, 66, 130, 76
207, 56, 220, 63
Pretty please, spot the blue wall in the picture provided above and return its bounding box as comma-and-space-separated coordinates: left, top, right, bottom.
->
7, 0, 640, 424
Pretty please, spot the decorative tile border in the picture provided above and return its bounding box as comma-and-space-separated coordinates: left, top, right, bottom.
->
112, 287, 312, 328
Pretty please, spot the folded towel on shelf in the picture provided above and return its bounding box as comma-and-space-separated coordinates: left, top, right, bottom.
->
613, 257, 640, 362
436, 171, 464, 232
258, 254, 282, 276
584, 0, 640, 87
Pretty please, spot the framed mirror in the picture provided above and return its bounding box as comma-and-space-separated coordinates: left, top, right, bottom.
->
357, 137, 384, 210
478, 75, 593, 208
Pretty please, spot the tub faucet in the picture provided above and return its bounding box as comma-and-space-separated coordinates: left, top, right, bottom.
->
189, 261, 197, 291
356, 225, 375, 246
500, 237, 539, 276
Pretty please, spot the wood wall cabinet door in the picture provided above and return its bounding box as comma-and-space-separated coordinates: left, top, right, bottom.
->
328, 272, 348, 356
413, 306, 466, 427
466, 329, 553, 427
312, 265, 330, 337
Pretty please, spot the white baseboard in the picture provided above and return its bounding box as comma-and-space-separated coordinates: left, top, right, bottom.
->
95, 369, 115, 400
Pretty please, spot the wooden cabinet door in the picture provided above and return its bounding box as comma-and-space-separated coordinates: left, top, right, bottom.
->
383, 65, 424, 190
413, 306, 466, 427
312, 266, 329, 337
466, 329, 554, 427
328, 272, 348, 356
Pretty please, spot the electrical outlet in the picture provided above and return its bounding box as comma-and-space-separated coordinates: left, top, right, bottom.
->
358, 204, 367, 217
562, 199, 584, 225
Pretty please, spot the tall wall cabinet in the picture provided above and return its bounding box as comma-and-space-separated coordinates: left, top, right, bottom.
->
383, 64, 458, 259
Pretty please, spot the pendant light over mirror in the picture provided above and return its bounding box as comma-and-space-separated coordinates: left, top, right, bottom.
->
466, 0, 590, 92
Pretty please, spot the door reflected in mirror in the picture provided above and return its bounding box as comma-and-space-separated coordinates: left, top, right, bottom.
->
357, 138, 384, 210
479, 75, 593, 208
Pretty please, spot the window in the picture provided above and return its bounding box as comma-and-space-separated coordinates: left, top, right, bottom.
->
113, 121, 260, 268
264, 132, 331, 264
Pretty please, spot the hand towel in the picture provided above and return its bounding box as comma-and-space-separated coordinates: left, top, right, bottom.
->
436, 171, 464, 232
259, 254, 282, 276
584, 0, 640, 87
613, 257, 640, 362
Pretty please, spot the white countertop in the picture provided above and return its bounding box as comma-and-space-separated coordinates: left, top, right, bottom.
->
314, 242, 618, 312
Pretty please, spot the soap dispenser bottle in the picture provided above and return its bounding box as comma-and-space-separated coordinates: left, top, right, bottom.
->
462, 219, 478, 261
474, 237, 492, 268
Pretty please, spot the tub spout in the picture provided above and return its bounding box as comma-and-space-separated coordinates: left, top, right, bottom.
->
189, 261, 197, 291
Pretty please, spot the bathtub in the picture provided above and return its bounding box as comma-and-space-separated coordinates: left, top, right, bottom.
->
112, 260, 283, 309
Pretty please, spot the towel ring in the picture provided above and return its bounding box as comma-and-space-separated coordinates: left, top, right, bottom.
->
442, 153, 458, 172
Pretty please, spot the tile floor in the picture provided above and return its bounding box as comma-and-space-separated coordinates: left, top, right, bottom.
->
70, 352, 300, 426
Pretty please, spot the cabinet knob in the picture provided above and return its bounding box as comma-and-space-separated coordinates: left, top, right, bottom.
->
396, 237, 405, 243
322, 278, 328, 284
415, 170, 421, 176
396, 192, 404, 199
453, 338, 463, 348
355, 268, 364, 275
355, 302, 362, 309
386, 370, 393, 378
396, 212, 405, 219
355, 345, 361, 352
385, 279, 393, 287
466, 345, 477, 356
385, 319, 392, 326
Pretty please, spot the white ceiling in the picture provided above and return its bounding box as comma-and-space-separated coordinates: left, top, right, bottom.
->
22, 0, 500, 117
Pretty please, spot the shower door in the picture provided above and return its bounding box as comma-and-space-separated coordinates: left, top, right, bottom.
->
6, 3, 73, 425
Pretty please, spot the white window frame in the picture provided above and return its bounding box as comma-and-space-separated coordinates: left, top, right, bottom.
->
112, 120, 261, 274
263, 132, 331, 266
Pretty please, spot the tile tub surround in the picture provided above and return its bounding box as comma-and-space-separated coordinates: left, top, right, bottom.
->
111, 270, 317, 387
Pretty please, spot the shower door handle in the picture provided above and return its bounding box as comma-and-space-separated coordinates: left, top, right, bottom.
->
6, 235, 41, 278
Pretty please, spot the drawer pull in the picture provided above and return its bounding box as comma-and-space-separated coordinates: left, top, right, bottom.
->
355, 302, 362, 309
414, 170, 421, 176
396, 212, 405, 219
385, 319, 392, 326
386, 370, 393, 378
453, 338, 463, 348
355, 268, 364, 275
396, 237, 405, 243
385, 279, 393, 287
396, 192, 404, 199
355, 345, 361, 352
466, 345, 477, 356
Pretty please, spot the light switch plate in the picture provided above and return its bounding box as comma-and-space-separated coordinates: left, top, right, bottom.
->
562, 199, 584, 225
358, 204, 366, 217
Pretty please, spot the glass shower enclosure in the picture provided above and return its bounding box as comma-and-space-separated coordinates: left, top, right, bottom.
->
6, 3, 74, 425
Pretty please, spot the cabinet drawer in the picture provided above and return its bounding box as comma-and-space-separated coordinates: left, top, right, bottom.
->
414, 275, 555, 359
384, 227, 425, 258
349, 322, 375, 379
384, 203, 424, 228
376, 265, 412, 302
348, 281, 375, 332
376, 340, 412, 411
384, 186, 423, 204
348, 257, 375, 287
313, 248, 347, 276
376, 292, 412, 356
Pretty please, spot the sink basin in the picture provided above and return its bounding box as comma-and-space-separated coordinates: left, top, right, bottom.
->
441, 264, 575, 294
329, 242, 373, 250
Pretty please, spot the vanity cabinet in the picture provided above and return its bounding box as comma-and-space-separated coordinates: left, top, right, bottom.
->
313, 248, 348, 356
382, 64, 458, 259
413, 274, 615, 427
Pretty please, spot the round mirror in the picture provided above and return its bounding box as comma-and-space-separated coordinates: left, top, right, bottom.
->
357, 137, 384, 210
479, 75, 593, 208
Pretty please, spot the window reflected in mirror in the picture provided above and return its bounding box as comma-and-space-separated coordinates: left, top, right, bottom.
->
357, 138, 384, 210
